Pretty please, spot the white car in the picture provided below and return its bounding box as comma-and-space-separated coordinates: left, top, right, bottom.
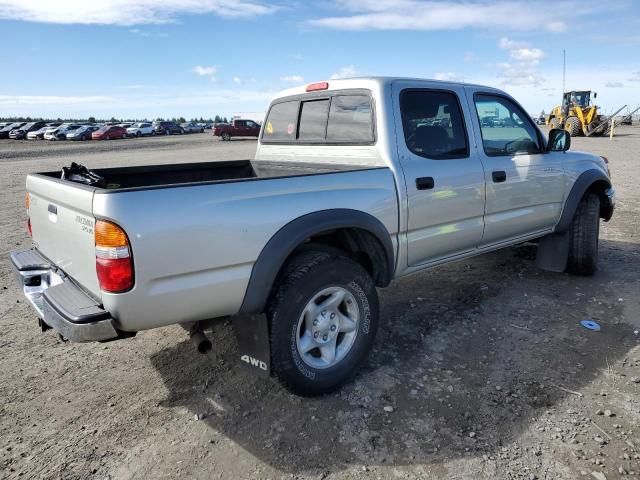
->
27, 123, 62, 140
44, 124, 83, 141
126, 122, 154, 137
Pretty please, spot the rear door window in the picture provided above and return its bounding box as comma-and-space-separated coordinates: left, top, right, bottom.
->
298, 99, 329, 141
400, 90, 469, 159
326, 95, 374, 143
263, 101, 299, 141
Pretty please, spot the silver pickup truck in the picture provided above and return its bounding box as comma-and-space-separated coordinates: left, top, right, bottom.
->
11, 77, 615, 396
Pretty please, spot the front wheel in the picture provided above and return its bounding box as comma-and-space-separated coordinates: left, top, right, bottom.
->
566, 193, 600, 276
268, 250, 379, 396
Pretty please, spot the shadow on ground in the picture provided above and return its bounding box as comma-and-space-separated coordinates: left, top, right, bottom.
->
150, 239, 638, 475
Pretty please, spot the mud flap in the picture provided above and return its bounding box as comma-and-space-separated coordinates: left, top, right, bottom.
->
232, 314, 271, 378
536, 232, 570, 272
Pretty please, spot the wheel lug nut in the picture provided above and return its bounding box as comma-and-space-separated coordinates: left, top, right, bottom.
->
330, 313, 335, 319
321, 310, 326, 316
313, 319, 319, 326
323, 334, 328, 341
330, 325, 336, 331
314, 332, 319, 338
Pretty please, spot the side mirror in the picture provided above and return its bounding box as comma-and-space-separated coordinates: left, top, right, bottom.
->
548, 128, 571, 152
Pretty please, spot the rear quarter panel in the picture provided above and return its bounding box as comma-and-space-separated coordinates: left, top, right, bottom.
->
94, 168, 399, 332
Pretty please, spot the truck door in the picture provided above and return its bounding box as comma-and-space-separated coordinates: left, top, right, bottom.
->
392, 82, 486, 266
465, 89, 565, 245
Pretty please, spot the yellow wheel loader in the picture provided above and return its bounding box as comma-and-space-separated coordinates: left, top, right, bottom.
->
546, 90, 605, 137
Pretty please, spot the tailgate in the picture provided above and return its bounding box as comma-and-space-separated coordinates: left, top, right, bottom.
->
27, 174, 101, 298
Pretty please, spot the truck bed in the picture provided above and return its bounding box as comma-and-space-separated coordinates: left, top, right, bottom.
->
38, 160, 374, 191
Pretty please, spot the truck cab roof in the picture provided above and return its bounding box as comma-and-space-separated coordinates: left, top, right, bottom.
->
272, 76, 500, 100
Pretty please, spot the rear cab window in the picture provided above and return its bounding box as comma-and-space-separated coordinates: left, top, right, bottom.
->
262, 90, 374, 144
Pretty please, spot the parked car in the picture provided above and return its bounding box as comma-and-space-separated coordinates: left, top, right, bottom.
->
10, 77, 615, 396
44, 124, 83, 141
152, 121, 183, 135
213, 119, 260, 140
66, 125, 99, 141
9, 121, 47, 140
180, 122, 204, 134
92, 125, 127, 140
481, 116, 498, 128
27, 123, 62, 140
0, 122, 26, 139
126, 122, 154, 137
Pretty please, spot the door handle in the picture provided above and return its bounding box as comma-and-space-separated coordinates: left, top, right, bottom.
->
416, 177, 435, 190
492, 171, 507, 183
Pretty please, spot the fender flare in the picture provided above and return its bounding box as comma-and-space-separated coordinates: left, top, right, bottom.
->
239, 209, 395, 314
555, 169, 611, 232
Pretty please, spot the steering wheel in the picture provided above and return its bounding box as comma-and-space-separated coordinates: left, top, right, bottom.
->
504, 137, 532, 154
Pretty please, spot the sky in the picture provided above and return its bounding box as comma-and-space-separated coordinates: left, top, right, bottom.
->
0, 0, 639, 120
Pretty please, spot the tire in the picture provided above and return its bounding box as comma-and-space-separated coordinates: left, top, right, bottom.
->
565, 117, 582, 137
268, 249, 379, 396
549, 118, 561, 129
566, 193, 600, 276
105, 135, 110, 140
222, 132, 231, 141
136, 131, 141, 137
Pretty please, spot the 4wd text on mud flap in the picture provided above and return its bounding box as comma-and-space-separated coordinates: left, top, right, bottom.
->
241, 355, 268, 371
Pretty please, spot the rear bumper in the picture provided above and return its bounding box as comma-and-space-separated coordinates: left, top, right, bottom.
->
10, 248, 120, 342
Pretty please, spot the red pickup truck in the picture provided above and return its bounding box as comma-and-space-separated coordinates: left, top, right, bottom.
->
213, 119, 261, 140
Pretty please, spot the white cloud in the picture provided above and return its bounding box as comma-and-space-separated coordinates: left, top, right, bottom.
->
280, 75, 305, 83
193, 65, 217, 77
233, 76, 242, 84
496, 37, 546, 87
434, 72, 463, 82
0, 0, 277, 25
547, 21, 567, 32
509, 47, 545, 63
628, 71, 640, 82
308, 1, 590, 32
329, 65, 359, 79
129, 28, 168, 38
605, 81, 624, 88
0, 95, 114, 105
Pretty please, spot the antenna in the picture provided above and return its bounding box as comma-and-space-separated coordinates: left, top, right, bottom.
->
562, 49, 566, 100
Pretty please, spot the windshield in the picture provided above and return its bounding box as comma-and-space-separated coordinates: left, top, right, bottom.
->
567, 91, 590, 107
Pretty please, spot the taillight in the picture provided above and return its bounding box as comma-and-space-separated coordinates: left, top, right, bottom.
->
95, 220, 134, 293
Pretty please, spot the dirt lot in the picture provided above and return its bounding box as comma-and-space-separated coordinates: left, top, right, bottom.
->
1, 131, 639, 480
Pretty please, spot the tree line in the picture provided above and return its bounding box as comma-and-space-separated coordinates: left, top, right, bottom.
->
0, 115, 229, 124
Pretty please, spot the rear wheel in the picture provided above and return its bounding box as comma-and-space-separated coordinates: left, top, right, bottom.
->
565, 117, 582, 137
268, 249, 379, 396
566, 193, 600, 276
221, 132, 231, 141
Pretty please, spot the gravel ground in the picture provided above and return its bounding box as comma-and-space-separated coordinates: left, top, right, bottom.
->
1, 130, 639, 480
